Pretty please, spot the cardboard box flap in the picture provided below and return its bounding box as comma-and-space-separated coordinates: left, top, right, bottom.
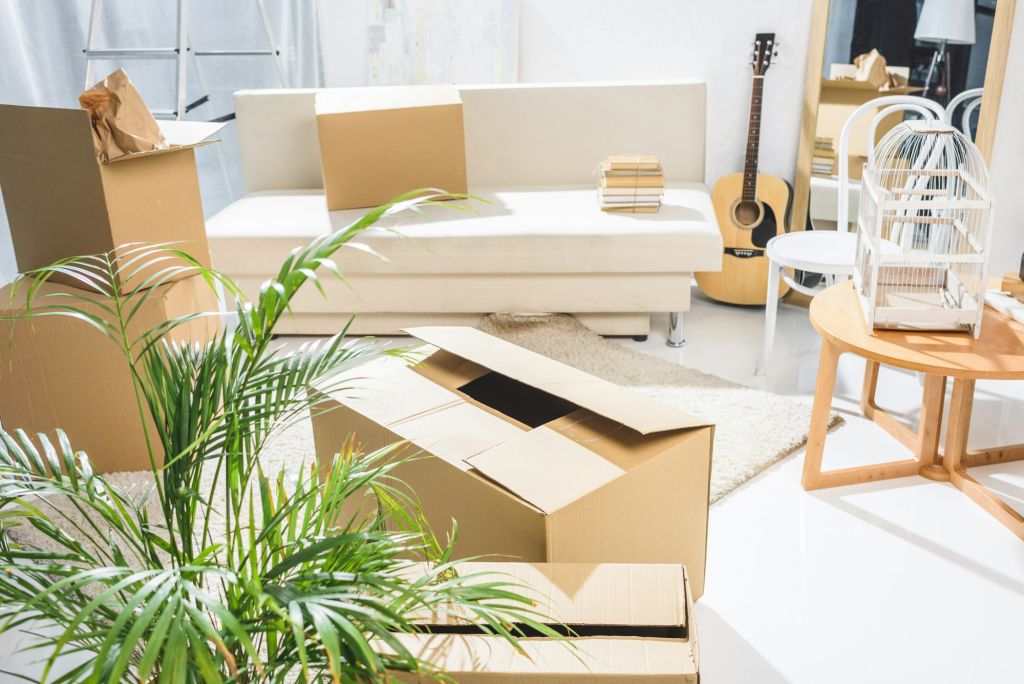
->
104, 120, 226, 163
0, 105, 97, 166
315, 85, 461, 115
405, 327, 710, 435
466, 428, 625, 514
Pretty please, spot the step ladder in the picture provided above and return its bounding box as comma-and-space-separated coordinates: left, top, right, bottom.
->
83, 0, 289, 121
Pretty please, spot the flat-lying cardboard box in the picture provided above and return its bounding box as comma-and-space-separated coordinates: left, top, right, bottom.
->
0, 275, 219, 473
315, 86, 468, 210
391, 562, 699, 682
311, 327, 714, 597
0, 104, 223, 289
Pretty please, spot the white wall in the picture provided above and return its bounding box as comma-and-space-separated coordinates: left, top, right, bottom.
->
515, 0, 814, 186
321, 0, 816, 187
987, 4, 1024, 277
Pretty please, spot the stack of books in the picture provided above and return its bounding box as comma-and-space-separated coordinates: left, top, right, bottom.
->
598, 155, 664, 213
812, 136, 835, 177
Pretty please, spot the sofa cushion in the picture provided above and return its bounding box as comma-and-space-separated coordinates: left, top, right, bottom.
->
206, 183, 722, 276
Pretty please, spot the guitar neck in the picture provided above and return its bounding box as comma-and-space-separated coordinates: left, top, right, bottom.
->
742, 75, 763, 202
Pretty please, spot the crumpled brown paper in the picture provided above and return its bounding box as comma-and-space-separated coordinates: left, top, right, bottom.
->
851, 49, 908, 91
78, 68, 167, 162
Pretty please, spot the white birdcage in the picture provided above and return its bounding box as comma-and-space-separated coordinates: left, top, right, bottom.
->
854, 119, 994, 337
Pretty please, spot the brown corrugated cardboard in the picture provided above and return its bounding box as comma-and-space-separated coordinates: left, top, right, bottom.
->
315, 86, 468, 210
310, 326, 714, 598
390, 562, 699, 682
0, 275, 220, 473
0, 104, 222, 289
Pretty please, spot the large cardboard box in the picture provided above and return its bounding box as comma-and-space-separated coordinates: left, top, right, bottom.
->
311, 327, 714, 597
0, 104, 223, 288
315, 86, 468, 210
0, 275, 220, 473
391, 562, 699, 682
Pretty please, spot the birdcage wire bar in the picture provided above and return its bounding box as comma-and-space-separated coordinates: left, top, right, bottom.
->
854, 120, 993, 337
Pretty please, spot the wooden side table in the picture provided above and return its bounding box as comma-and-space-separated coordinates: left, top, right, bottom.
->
805, 282, 1024, 538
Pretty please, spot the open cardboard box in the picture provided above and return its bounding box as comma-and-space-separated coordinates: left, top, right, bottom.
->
0, 105, 222, 289
0, 275, 220, 473
311, 327, 714, 598
315, 86, 468, 210
390, 562, 699, 682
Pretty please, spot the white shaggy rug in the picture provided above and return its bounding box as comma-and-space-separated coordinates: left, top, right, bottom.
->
480, 314, 839, 502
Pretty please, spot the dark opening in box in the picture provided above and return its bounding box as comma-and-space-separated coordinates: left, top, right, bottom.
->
458, 371, 579, 428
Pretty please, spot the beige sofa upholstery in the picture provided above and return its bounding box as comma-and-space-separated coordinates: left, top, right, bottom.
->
207, 81, 722, 338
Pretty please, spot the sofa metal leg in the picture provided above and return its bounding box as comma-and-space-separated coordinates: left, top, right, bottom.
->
666, 312, 685, 348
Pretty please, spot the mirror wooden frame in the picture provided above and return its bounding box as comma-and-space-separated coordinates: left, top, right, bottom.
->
791, 0, 1017, 234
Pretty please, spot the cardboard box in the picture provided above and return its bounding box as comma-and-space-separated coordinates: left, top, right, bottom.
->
315, 86, 468, 210
391, 562, 699, 683
0, 104, 223, 289
0, 275, 219, 473
310, 327, 714, 597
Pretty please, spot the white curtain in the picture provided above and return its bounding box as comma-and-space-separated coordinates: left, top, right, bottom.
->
0, 0, 324, 283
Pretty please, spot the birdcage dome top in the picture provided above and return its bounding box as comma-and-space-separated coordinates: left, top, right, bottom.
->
869, 118, 990, 190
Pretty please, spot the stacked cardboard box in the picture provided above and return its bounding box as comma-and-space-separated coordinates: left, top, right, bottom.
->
391, 562, 699, 682
311, 326, 714, 599
598, 155, 664, 213
0, 79, 223, 472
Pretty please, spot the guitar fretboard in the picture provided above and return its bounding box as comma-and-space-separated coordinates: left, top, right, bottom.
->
742, 75, 764, 203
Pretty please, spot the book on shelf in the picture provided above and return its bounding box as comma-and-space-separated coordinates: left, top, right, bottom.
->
600, 186, 666, 196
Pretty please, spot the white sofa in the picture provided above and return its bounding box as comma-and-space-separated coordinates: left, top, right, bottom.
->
206, 81, 722, 341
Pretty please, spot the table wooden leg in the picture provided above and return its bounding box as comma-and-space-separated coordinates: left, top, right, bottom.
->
944, 378, 1024, 539
802, 340, 841, 490
859, 360, 880, 415
917, 374, 948, 481
803, 343, 930, 491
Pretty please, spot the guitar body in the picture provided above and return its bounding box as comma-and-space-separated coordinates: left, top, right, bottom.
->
696, 172, 793, 305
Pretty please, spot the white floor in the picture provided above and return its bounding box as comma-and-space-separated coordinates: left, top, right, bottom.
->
3, 289, 1023, 682
628, 291, 1024, 684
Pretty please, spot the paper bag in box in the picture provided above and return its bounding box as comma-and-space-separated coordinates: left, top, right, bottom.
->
0, 103, 223, 290
389, 562, 699, 682
311, 327, 714, 598
315, 86, 468, 210
0, 276, 220, 473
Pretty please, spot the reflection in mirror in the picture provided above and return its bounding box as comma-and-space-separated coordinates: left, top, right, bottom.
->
808, 0, 994, 238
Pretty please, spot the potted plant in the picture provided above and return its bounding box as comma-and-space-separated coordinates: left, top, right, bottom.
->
0, 194, 561, 682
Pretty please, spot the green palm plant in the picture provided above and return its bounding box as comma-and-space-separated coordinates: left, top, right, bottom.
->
0, 193, 563, 683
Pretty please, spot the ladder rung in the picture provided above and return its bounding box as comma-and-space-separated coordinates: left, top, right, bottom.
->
193, 49, 278, 56
84, 48, 180, 58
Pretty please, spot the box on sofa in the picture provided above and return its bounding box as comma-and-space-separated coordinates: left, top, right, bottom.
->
315, 86, 467, 210
310, 326, 713, 598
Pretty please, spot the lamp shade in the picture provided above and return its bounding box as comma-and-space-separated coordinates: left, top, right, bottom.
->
915, 0, 977, 45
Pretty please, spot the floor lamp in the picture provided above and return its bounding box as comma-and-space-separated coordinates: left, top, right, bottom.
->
916, 0, 977, 102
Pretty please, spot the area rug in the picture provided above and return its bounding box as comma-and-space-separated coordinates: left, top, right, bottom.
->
479, 313, 840, 502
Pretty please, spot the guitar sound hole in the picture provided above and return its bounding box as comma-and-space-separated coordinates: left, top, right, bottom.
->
733, 200, 761, 227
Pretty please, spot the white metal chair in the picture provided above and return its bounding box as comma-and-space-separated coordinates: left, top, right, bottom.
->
945, 87, 983, 141
755, 95, 947, 375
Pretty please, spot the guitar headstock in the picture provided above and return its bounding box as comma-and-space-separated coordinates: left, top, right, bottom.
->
752, 32, 778, 76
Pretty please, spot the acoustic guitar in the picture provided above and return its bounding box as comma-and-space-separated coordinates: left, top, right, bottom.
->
697, 33, 792, 305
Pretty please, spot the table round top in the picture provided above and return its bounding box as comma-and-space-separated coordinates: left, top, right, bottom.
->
810, 281, 1024, 380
